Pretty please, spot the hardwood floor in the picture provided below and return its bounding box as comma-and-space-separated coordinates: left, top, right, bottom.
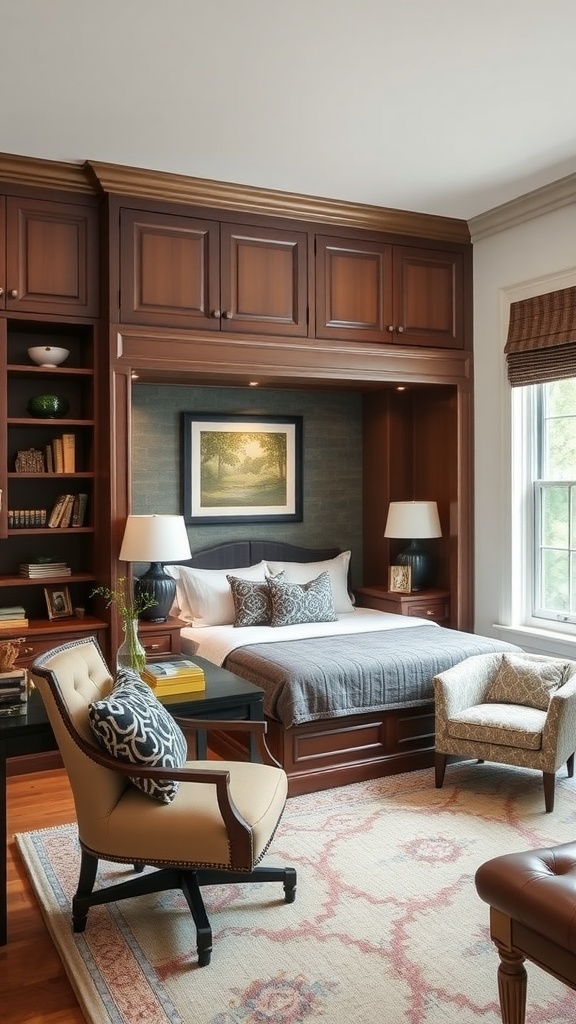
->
2, 769, 83, 1024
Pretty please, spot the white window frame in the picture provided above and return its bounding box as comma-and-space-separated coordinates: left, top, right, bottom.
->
496, 267, 576, 657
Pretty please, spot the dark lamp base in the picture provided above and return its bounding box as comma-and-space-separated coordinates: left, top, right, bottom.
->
136, 563, 176, 622
396, 541, 433, 592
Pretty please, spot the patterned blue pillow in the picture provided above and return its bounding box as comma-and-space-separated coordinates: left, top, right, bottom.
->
227, 571, 285, 627
267, 571, 338, 627
88, 668, 188, 803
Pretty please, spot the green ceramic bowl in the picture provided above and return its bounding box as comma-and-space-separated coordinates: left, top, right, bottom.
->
27, 394, 70, 418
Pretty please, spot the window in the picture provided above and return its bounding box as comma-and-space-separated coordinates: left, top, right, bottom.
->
525, 377, 576, 625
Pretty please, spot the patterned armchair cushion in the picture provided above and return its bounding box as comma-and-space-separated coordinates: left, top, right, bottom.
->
267, 571, 338, 627
484, 654, 567, 711
228, 572, 285, 627
88, 668, 188, 803
447, 703, 546, 750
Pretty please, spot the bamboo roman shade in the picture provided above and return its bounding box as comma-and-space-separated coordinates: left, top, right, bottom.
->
504, 285, 576, 386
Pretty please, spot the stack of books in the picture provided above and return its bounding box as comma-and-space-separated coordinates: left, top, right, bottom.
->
19, 560, 71, 578
141, 657, 206, 695
48, 493, 88, 528
0, 669, 27, 716
0, 606, 29, 631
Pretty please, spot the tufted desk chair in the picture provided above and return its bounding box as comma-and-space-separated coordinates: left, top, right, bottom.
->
434, 652, 576, 811
30, 637, 296, 967
475, 842, 576, 1024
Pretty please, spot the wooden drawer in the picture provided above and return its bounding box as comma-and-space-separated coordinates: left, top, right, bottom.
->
138, 617, 182, 657
139, 630, 173, 657
14, 626, 107, 668
406, 598, 450, 623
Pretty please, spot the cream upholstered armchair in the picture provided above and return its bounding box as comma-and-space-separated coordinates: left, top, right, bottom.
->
433, 651, 576, 812
30, 638, 296, 967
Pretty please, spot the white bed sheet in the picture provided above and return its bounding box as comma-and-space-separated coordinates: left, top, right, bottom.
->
180, 607, 439, 667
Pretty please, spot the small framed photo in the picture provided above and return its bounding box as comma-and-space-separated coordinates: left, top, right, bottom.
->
44, 585, 73, 620
388, 565, 412, 594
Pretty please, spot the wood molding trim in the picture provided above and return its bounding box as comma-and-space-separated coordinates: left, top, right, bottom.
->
86, 159, 471, 243
114, 327, 473, 388
0, 151, 94, 194
469, 171, 576, 241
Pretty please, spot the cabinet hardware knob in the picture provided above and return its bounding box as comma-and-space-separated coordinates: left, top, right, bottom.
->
223, 310, 234, 319
387, 325, 394, 333
212, 309, 221, 318
23, 646, 33, 654
397, 325, 405, 333
426, 609, 434, 616
0, 287, 4, 296
147, 643, 160, 650
8, 289, 18, 299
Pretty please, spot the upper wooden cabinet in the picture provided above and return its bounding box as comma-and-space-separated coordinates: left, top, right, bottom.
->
315, 236, 466, 349
0, 195, 99, 318
119, 208, 309, 336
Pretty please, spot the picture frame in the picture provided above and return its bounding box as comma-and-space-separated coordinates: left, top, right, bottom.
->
388, 564, 412, 594
44, 585, 73, 620
182, 413, 303, 525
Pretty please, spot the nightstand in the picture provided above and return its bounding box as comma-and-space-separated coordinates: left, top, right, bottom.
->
137, 616, 183, 657
355, 586, 450, 624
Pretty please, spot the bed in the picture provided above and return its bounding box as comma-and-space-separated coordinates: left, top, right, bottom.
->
166, 540, 521, 795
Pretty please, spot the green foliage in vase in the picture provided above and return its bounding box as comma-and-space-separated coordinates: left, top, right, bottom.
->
90, 577, 158, 621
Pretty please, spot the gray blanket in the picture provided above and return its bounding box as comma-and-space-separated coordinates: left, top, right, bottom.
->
224, 625, 521, 727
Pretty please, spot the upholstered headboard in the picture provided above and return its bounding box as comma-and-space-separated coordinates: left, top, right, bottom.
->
168, 539, 341, 571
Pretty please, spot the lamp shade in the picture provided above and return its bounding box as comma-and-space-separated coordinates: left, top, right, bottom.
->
119, 515, 192, 622
384, 501, 441, 540
119, 515, 192, 562
384, 501, 441, 591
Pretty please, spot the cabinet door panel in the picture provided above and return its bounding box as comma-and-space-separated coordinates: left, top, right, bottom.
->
6, 197, 99, 316
315, 236, 393, 342
220, 224, 308, 336
0, 197, 5, 310
393, 247, 463, 348
120, 209, 220, 328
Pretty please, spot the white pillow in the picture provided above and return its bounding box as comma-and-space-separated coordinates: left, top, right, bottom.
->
266, 550, 353, 614
165, 561, 268, 626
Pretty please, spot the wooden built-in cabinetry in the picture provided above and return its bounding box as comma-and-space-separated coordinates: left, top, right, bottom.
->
0, 194, 99, 317
355, 586, 451, 624
0, 183, 106, 665
118, 205, 308, 336
315, 236, 465, 348
0, 153, 475, 659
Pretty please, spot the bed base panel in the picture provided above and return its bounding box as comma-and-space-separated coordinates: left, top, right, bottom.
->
209, 702, 435, 796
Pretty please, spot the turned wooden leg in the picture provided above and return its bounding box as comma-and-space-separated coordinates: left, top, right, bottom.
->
496, 947, 527, 1024
434, 752, 447, 788
567, 752, 575, 778
543, 771, 555, 813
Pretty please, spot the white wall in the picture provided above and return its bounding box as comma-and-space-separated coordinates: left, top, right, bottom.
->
473, 203, 576, 655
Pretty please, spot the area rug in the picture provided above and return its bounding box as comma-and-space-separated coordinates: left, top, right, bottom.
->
16, 764, 576, 1024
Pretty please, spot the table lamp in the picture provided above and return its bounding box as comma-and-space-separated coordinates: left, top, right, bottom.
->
384, 500, 441, 591
119, 514, 192, 622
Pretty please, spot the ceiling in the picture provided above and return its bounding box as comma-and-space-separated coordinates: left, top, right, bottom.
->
3, 0, 576, 222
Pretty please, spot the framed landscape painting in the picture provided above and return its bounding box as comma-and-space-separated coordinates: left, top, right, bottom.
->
182, 413, 303, 524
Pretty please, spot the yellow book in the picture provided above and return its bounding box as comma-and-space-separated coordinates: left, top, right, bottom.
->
142, 658, 205, 693
62, 433, 75, 473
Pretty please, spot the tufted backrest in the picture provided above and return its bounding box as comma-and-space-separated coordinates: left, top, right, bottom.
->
30, 639, 130, 851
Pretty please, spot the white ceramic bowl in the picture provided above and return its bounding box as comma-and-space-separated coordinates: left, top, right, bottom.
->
27, 346, 70, 367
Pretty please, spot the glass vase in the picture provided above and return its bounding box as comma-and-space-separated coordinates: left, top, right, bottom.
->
116, 618, 146, 676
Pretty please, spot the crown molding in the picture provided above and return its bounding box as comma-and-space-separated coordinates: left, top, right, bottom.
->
0, 152, 94, 194
468, 172, 576, 242
86, 160, 470, 243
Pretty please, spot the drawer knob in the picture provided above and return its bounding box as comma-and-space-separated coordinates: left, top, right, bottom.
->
426, 609, 434, 616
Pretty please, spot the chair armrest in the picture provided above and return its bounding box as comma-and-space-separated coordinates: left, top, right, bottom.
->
434, 652, 504, 719
542, 673, 576, 765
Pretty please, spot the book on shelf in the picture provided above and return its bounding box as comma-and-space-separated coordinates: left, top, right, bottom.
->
59, 493, 75, 528
0, 618, 29, 630
0, 669, 27, 716
62, 433, 75, 473
141, 658, 206, 694
72, 493, 88, 527
52, 437, 64, 474
45, 443, 54, 474
0, 605, 26, 617
19, 563, 71, 577
48, 493, 74, 528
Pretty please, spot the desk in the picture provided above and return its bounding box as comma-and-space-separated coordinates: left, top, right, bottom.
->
1, 655, 264, 945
